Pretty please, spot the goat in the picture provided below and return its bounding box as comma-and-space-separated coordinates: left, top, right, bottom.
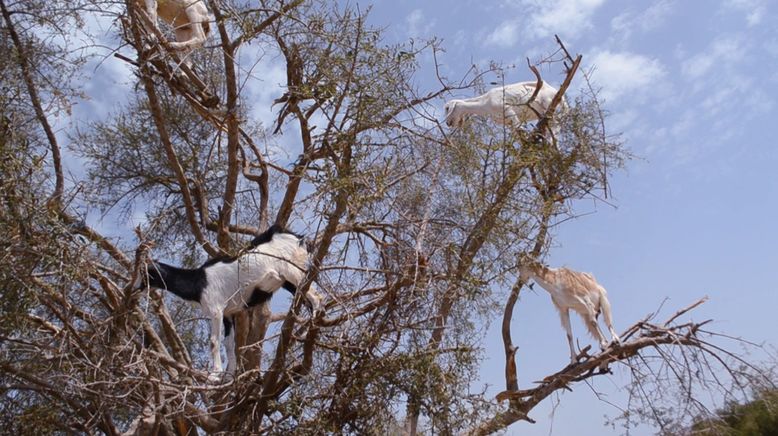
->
140, 224, 323, 379
138, 0, 211, 54
444, 81, 567, 132
518, 254, 619, 363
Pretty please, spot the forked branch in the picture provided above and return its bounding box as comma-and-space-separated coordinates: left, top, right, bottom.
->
472, 298, 729, 435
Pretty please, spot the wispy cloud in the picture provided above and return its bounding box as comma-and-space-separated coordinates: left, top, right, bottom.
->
485, 20, 520, 47
681, 36, 745, 80
588, 50, 667, 102
610, 0, 675, 42
722, 0, 767, 27
406, 9, 435, 37
485, 0, 607, 47
523, 0, 607, 40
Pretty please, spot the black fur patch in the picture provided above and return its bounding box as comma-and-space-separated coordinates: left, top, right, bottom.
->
250, 223, 303, 248
223, 317, 233, 337
146, 262, 205, 302
283, 281, 314, 310
282, 281, 297, 295
201, 254, 238, 268
246, 287, 273, 308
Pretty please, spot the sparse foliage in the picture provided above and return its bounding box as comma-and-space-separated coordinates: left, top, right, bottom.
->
691, 388, 778, 436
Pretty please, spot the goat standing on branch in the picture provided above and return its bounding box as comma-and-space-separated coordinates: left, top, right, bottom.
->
137, 0, 212, 55
139, 225, 323, 380
443, 80, 568, 131
518, 254, 620, 363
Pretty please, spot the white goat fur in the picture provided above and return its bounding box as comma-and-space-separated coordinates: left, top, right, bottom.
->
139, 0, 211, 52
205, 234, 322, 375
144, 228, 322, 378
444, 81, 567, 129
519, 257, 619, 363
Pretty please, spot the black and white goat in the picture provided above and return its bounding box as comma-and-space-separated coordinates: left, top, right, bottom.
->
140, 225, 323, 378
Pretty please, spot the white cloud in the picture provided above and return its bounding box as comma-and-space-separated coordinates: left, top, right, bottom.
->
523, 0, 607, 40
699, 75, 773, 120
407, 9, 423, 34
240, 46, 288, 130
589, 50, 667, 102
610, 0, 675, 42
406, 9, 435, 37
723, 0, 766, 27
699, 80, 746, 117
681, 36, 745, 80
485, 0, 606, 46
485, 20, 520, 47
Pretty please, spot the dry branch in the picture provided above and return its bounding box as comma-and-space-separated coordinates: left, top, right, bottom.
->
476, 298, 716, 435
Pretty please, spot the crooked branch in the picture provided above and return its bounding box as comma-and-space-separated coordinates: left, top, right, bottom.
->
471, 298, 714, 435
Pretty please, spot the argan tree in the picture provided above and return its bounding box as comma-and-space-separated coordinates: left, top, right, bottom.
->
0, 0, 772, 434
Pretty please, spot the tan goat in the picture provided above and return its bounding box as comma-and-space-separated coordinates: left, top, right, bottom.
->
138, 0, 211, 53
519, 255, 620, 363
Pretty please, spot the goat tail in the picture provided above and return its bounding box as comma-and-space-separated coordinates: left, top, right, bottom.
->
559, 96, 570, 113
599, 291, 613, 324
598, 287, 619, 342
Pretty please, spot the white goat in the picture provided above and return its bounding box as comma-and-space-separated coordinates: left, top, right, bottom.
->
141, 225, 323, 379
518, 255, 619, 363
444, 81, 567, 131
138, 0, 211, 54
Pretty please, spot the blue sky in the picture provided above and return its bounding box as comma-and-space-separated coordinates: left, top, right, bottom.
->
69, 0, 778, 434
363, 0, 778, 434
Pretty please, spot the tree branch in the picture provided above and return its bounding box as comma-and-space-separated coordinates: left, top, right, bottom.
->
0, 0, 64, 208
126, 1, 220, 257
474, 299, 713, 435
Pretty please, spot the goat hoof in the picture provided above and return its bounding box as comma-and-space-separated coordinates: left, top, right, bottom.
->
206, 371, 225, 384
